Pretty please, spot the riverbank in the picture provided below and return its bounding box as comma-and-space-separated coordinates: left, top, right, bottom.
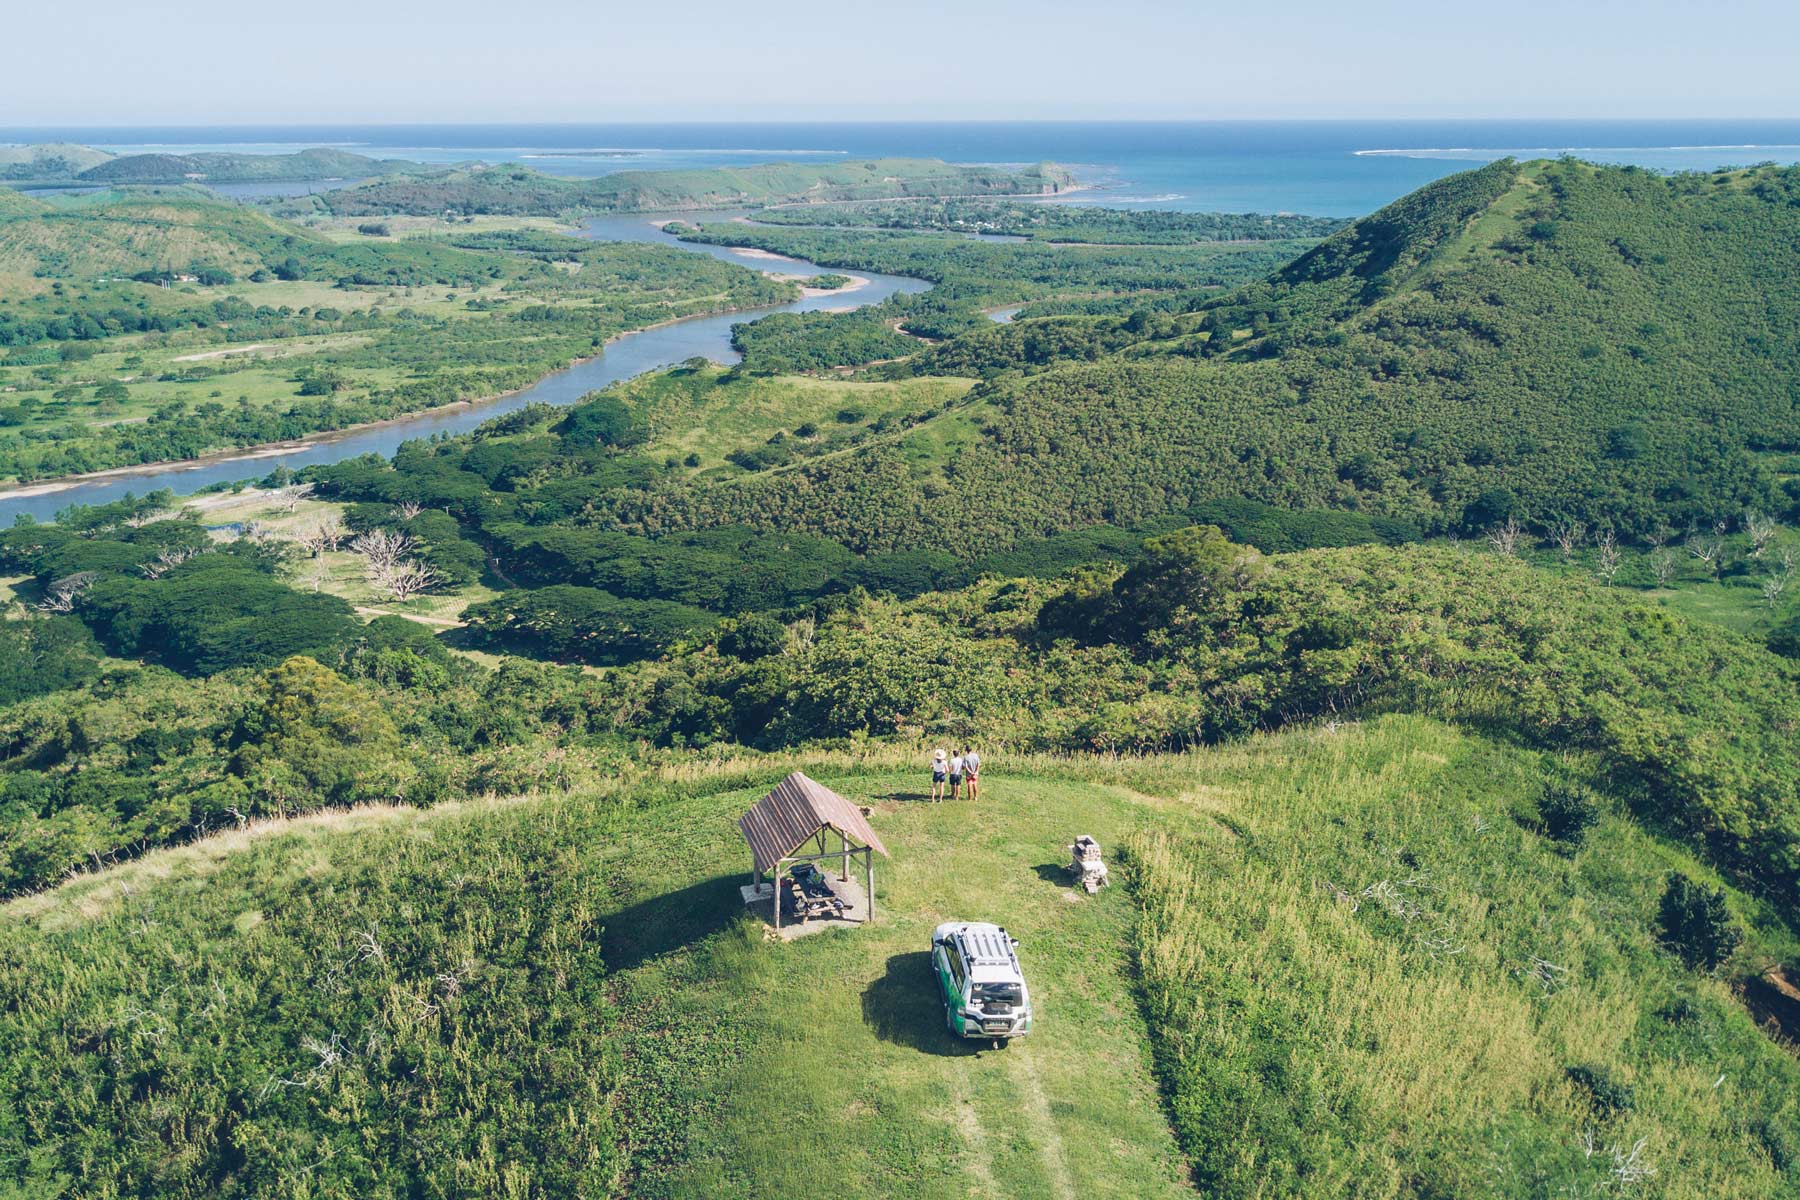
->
0, 294, 798, 504
0, 243, 932, 521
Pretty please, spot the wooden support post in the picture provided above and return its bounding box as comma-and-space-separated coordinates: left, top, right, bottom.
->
865, 846, 875, 925
772, 856, 782, 934
840, 828, 850, 882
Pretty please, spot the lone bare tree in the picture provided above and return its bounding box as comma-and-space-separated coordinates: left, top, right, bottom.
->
1687, 533, 1726, 581
295, 514, 348, 558
351, 528, 417, 572
1487, 517, 1523, 557
392, 501, 424, 521
140, 545, 203, 579
1763, 544, 1795, 611
1763, 570, 1790, 611
370, 559, 443, 601
1593, 532, 1623, 586
1744, 510, 1777, 560
1551, 519, 1586, 561
273, 484, 314, 514
1649, 547, 1678, 588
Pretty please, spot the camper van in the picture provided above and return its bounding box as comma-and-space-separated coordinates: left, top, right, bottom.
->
931, 921, 1034, 1046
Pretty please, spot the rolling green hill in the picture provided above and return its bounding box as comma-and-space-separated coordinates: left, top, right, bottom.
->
0, 142, 116, 181
0, 187, 324, 277
633, 160, 1800, 547
301, 158, 1079, 218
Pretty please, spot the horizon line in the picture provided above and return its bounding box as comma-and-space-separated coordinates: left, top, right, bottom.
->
8, 116, 1800, 131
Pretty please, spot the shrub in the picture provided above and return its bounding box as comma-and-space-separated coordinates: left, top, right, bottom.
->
1565, 1063, 1634, 1114
1657, 873, 1742, 970
719, 614, 788, 661
1534, 782, 1600, 845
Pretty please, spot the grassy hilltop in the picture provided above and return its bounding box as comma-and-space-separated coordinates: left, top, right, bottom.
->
3, 718, 1797, 1197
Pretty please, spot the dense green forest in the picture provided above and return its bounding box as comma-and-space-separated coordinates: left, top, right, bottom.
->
744, 196, 1347, 243
285, 159, 1078, 219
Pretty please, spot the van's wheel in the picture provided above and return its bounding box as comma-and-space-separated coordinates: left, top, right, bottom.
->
945, 1004, 957, 1036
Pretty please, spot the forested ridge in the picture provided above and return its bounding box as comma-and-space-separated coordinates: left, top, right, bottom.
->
615, 160, 1800, 546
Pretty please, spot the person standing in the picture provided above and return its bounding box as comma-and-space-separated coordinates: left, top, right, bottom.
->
948, 750, 966, 800
930, 748, 949, 801
963, 747, 982, 800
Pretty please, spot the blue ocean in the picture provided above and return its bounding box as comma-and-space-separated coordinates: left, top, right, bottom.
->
7, 120, 1800, 216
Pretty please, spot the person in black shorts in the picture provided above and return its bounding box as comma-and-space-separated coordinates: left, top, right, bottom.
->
930, 748, 949, 801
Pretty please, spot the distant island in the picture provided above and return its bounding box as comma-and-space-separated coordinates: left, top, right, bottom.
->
281, 158, 1081, 218
0, 143, 432, 187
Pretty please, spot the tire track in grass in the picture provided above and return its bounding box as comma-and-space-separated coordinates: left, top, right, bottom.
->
949, 1068, 1001, 1198
1006, 1048, 1076, 1200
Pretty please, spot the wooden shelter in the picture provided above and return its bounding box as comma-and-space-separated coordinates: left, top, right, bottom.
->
739, 772, 889, 933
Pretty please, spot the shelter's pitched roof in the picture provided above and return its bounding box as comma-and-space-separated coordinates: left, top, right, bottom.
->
739, 771, 889, 876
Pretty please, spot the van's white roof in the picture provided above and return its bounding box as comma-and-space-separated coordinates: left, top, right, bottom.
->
935, 922, 1022, 983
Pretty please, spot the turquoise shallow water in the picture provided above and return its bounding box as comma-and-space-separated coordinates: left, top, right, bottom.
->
10, 119, 1800, 216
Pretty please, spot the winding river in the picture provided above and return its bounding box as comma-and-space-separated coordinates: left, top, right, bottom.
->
0, 214, 930, 524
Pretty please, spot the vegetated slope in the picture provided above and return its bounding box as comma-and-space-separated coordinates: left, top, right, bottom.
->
0, 142, 115, 180
2, 722, 1795, 1197
1124, 717, 1800, 1199
616, 160, 1800, 548
76, 147, 427, 185
303, 158, 1078, 218
0, 187, 319, 277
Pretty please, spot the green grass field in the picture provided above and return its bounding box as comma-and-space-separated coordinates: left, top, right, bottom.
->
605, 365, 975, 476
4, 715, 1795, 1197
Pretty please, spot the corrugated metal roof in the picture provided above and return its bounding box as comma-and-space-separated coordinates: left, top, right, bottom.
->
738, 771, 889, 876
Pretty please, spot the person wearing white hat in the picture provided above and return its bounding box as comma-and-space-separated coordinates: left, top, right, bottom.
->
930, 748, 949, 801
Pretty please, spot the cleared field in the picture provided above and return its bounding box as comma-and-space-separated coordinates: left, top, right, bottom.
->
297, 214, 577, 242
609, 365, 976, 475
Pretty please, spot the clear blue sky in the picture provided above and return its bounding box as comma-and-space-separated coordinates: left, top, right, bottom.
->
9, 0, 1799, 124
